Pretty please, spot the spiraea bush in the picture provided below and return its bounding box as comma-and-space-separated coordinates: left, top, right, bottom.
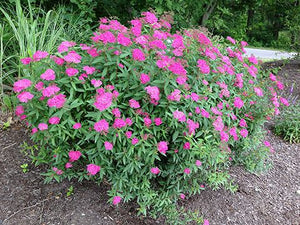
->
14, 11, 288, 223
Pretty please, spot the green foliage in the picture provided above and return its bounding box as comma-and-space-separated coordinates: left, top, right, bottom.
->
66, 185, 74, 197
205, 5, 248, 41
274, 101, 300, 143
20, 163, 29, 173
233, 125, 272, 173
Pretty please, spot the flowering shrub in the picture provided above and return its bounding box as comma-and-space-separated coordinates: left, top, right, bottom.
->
15, 12, 287, 223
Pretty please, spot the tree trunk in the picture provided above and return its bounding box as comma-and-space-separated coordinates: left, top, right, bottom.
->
200, 0, 218, 26
246, 8, 254, 36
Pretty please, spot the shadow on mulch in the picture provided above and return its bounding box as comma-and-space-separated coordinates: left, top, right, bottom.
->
0, 60, 299, 225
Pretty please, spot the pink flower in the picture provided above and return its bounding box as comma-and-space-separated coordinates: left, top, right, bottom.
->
233, 97, 244, 109
183, 168, 191, 174
94, 119, 109, 134
125, 131, 132, 139
57, 41, 76, 53
201, 109, 210, 118
129, 99, 140, 108
20, 115, 26, 120
17, 91, 34, 103
13, 79, 32, 93
73, 123, 82, 129
191, 93, 199, 102
20, 57, 32, 65
117, 33, 132, 46
125, 118, 133, 126
113, 118, 127, 129
180, 194, 185, 199
229, 127, 238, 140
279, 97, 289, 106
69, 151, 82, 162
38, 123, 48, 131
173, 110, 186, 122
264, 141, 271, 147
203, 219, 210, 225
142, 11, 158, 24
41, 69, 56, 81
33, 50, 48, 61
269, 73, 277, 81
145, 86, 160, 101
254, 87, 263, 96
87, 164, 100, 175
79, 73, 88, 81
104, 141, 113, 150
248, 55, 258, 64
66, 68, 79, 76
150, 167, 160, 174
213, 116, 224, 131
42, 85, 60, 97
15, 105, 24, 116
83, 66, 96, 74
195, 160, 202, 167
154, 118, 162, 126
241, 41, 248, 47
53, 167, 63, 175
197, 59, 210, 74
32, 127, 38, 134
64, 50, 81, 63
240, 129, 248, 138
97, 31, 116, 44
202, 80, 209, 85
91, 79, 102, 87
183, 142, 190, 150
112, 196, 121, 205
65, 162, 73, 168
113, 90, 119, 98
35, 82, 44, 91
52, 56, 64, 65
220, 131, 229, 142
47, 94, 66, 108
49, 117, 60, 124
167, 89, 181, 101
195, 107, 201, 114
239, 119, 247, 127
132, 48, 145, 61
94, 92, 113, 111
144, 117, 152, 127
140, 73, 150, 84
211, 107, 222, 116
112, 108, 121, 118
227, 36, 236, 44
157, 141, 168, 154
168, 62, 187, 76
132, 137, 139, 145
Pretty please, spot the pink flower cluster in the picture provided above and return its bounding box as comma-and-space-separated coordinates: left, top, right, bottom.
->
94, 91, 113, 111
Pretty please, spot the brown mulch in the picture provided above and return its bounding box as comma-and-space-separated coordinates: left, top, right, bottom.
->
0, 60, 299, 225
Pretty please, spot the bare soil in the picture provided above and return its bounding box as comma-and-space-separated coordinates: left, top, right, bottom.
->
0, 60, 299, 225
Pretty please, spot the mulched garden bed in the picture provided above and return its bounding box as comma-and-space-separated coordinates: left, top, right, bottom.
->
0, 60, 299, 225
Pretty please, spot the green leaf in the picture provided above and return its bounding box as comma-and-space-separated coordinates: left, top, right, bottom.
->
172, 131, 179, 142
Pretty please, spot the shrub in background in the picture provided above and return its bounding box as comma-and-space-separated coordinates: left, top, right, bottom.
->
14, 12, 287, 223
274, 103, 300, 143
274, 86, 300, 143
